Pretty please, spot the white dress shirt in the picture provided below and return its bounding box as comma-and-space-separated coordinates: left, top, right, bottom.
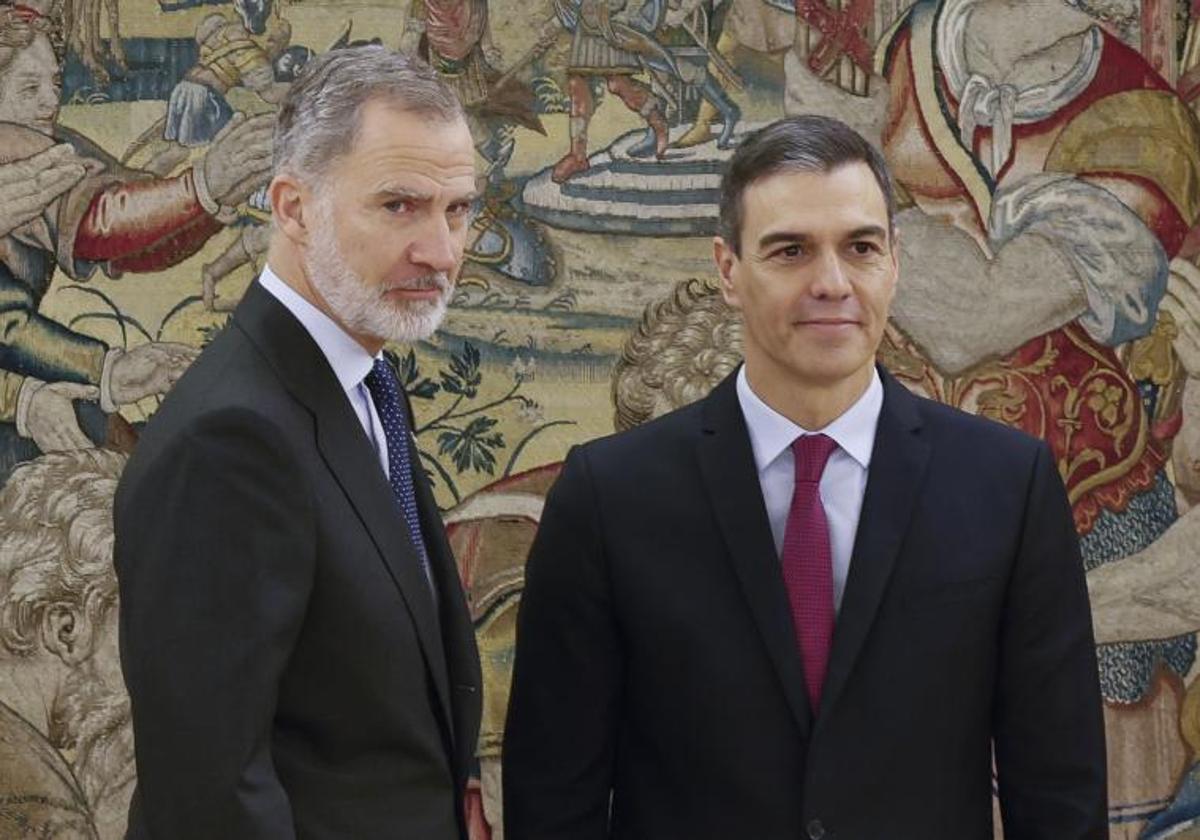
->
257, 266, 392, 477
736, 365, 883, 612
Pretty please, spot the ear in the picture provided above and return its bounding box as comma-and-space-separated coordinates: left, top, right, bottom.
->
713, 235, 741, 309
885, 225, 900, 304
269, 173, 313, 246
41, 604, 91, 666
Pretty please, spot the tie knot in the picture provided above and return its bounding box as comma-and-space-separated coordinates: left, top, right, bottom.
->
792, 433, 837, 483
364, 358, 398, 400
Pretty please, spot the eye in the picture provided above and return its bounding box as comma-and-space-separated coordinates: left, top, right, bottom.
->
384, 199, 413, 214
447, 199, 477, 217
849, 241, 881, 255
773, 244, 803, 259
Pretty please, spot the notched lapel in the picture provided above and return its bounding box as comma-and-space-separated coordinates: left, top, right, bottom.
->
314, 414, 454, 718
696, 373, 814, 737
410, 425, 483, 772
818, 372, 931, 721
232, 283, 455, 736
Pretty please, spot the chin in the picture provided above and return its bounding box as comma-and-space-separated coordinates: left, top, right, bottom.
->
790, 357, 875, 388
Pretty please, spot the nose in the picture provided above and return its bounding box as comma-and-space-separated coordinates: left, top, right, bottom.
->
809, 250, 852, 299
38, 83, 59, 117
409, 214, 463, 275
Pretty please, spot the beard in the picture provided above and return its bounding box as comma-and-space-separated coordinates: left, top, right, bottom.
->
49, 663, 135, 823
303, 197, 454, 345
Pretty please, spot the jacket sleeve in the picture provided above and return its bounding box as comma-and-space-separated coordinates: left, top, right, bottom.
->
503, 445, 623, 840
993, 441, 1108, 839
69, 169, 223, 276
114, 407, 315, 839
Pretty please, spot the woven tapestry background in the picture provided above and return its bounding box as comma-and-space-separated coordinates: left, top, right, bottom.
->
2, 0, 1200, 836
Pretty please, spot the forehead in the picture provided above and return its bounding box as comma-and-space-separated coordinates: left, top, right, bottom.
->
330, 100, 476, 194
1, 34, 56, 78
741, 162, 889, 240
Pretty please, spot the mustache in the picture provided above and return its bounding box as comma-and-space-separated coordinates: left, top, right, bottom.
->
380, 273, 451, 294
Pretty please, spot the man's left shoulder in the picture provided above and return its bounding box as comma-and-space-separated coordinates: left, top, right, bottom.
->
899, 382, 1048, 462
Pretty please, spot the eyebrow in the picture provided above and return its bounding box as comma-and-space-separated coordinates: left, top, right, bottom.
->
756, 225, 889, 250
372, 186, 481, 205
372, 186, 430, 202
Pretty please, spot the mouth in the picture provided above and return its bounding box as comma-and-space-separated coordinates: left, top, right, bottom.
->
384, 287, 444, 302
796, 318, 861, 329
381, 277, 449, 302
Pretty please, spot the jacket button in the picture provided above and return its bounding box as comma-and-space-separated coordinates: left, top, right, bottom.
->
807, 818, 825, 839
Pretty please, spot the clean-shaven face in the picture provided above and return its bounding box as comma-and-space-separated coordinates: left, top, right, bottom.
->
716, 161, 898, 396
0, 33, 61, 136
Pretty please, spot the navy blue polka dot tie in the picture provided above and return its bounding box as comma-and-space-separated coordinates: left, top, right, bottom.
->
363, 358, 433, 587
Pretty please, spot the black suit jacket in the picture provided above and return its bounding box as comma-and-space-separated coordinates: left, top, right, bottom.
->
504, 367, 1106, 839
114, 281, 481, 839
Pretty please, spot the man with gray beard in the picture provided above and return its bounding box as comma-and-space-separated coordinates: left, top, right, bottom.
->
113, 46, 482, 840
0, 449, 134, 840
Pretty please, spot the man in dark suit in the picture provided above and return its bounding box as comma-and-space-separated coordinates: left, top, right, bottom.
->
113, 46, 482, 839
503, 115, 1107, 839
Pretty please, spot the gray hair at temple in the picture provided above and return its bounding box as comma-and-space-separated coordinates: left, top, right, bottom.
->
716, 114, 897, 256
612, 277, 742, 432
0, 449, 124, 657
272, 45, 465, 185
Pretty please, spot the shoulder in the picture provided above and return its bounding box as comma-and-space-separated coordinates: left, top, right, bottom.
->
900, 381, 1049, 470
578, 396, 704, 464
549, 397, 708, 507
132, 326, 305, 465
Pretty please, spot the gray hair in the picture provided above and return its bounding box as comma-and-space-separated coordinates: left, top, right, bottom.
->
272, 45, 465, 183
612, 277, 742, 432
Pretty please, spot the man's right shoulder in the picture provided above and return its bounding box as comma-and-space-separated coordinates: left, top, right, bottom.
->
132, 322, 301, 458
566, 397, 706, 480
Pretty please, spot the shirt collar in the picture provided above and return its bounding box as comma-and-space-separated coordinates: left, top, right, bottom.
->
736, 364, 883, 473
257, 264, 378, 394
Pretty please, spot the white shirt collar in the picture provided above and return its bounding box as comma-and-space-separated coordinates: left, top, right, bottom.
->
257, 264, 378, 393
736, 365, 883, 473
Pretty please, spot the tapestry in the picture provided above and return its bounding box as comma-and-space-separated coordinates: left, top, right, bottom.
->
1, 0, 1200, 836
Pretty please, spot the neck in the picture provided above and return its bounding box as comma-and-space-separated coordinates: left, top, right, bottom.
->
743, 359, 873, 431
265, 238, 385, 356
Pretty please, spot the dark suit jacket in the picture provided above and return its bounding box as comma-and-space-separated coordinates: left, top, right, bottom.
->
503, 367, 1106, 840
114, 281, 481, 839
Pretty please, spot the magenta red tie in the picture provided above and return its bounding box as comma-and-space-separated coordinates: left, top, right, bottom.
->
781, 433, 838, 712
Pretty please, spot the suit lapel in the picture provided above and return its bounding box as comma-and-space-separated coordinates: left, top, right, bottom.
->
409, 416, 482, 776
696, 372, 814, 738
231, 282, 455, 741
817, 369, 931, 720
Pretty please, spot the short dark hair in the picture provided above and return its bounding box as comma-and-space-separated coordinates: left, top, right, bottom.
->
717, 115, 896, 255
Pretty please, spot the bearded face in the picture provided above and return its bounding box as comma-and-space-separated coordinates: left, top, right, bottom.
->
303, 188, 455, 346
46, 608, 135, 837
